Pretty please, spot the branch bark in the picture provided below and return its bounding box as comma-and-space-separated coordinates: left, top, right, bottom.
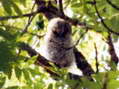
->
107, 34, 119, 67
74, 48, 95, 76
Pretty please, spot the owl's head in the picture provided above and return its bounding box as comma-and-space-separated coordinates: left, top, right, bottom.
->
47, 18, 72, 39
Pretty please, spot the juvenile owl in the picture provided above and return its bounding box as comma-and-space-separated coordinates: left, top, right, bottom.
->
43, 18, 75, 67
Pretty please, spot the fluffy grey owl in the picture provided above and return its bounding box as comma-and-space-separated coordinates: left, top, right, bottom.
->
39, 18, 94, 76
41, 18, 75, 68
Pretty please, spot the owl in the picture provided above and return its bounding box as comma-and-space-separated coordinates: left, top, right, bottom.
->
41, 18, 75, 68
39, 18, 94, 76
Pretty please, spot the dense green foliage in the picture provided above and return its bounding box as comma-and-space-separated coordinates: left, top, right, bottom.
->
0, 0, 119, 89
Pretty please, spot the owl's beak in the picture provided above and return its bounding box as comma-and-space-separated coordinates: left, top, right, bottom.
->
57, 29, 66, 37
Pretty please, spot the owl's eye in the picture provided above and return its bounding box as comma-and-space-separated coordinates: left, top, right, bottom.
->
53, 31, 58, 36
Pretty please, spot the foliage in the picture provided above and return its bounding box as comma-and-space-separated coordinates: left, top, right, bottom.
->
0, 0, 119, 89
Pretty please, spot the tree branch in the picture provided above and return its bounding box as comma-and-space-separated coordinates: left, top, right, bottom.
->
58, 0, 65, 16
107, 33, 119, 67
93, 0, 119, 36
106, 0, 119, 10
19, 42, 38, 57
35, 0, 92, 29
28, 32, 45, 39
74, 48, 95, 76
0, 0, 92, 29
0, 11, 38, 21
19, 42, 60, 77
19, 41, 95, 77
19, 42, 82, 78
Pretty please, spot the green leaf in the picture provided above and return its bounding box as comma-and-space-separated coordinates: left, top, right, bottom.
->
81, 77, 101, 89
47, 83, 53, 89
1, 0, 12, 15
0, 28, 14, 41
15, 67, 22, 80
5, 66, 12, 79
108, 71, 119, 80
0, 77, 6, 88
11, 0, 26, 6
0, 41, 16, 62
27, 55, 38, 65
11, 2, 22, 15
23, 69, 32, 84
71, 3, 81, 8
6, 86, 19, 89
29, 68, 41, 78
108, 80, 119, 89
20, 0, 27, 7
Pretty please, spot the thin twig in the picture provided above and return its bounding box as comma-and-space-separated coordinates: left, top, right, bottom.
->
64, 16, 92, 29
21, 16, 35, 33
74, 29, 88, 46
28, 32, 45, 39
0, 11, 38, 21
106, 0, 119, 10
94, 43, 99, 73
66, 28, 88, 50
21, 2, 37, 34
93, 0, 119, 36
